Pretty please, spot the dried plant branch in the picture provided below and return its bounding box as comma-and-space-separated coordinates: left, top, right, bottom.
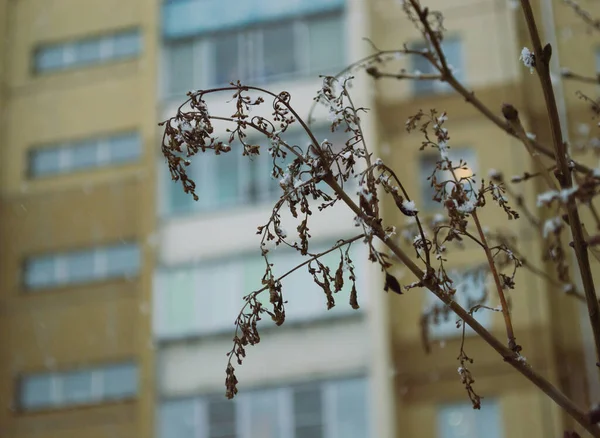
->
472, 211, 519, 351
563, 0, 600, 32
561, 68, 600, 84
520, 0, 600, 366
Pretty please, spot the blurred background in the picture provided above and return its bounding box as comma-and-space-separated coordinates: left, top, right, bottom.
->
1, 0, 599, 437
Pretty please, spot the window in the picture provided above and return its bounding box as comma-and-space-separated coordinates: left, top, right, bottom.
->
419, 147, 477, 211
154, 242, 366, 340
437, 400, 502, 438
34, 29, 142, 73
164, 126, 347, 216
159, 377, 368, 438
411, 37, 464, 95
29, 131, 142, 178
425, 267, 490, 339
24, 242, 141, 290
19, 362, 138, 411
163, 11, 345, 96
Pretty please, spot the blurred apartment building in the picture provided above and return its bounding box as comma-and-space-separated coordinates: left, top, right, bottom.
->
0, 0, 597, 437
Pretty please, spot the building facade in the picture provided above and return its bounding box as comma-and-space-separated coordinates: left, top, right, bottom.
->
0, 0, 596, 437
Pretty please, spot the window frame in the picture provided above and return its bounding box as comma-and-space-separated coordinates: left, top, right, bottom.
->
33, 28, 142, 75
410, 36, 464, 96
17, 362, 138, 412
424, 265, 491, 340
162, 10, 346, 98
23, 242, 141, 291
153, 240, 366, 340
28, 131, 142, 179
158, 376, 368, 438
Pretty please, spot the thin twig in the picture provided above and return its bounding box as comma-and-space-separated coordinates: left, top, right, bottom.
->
472, 211, 518, 351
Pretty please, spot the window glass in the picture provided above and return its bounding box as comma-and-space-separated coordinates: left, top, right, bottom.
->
34, 29, 140, 74
74, 39, 102, 65
411, 38, 463, 95
105, 244, 141, 277
65, 250, 96, 283
420, 147, 477, 210
109, 133, 142, 163
103, 363, 138, 399
208, 399, 236, 438
30, 148, 61, 176
25, 256, 57, 289
438, 400, 502, 438
113, 31, 142, 58
29, 132, 141, 178
214, 33, 240, 86
426, 267, 489, 339
247, 390, 281, 438
70, 140, 99, 170
160, 399, 198, 438
308, 14, 345, 75
62, 370, 93, 404
216, 151, 240, 206
262, 23, 297, 80
36, 46, 64, 72
164, 268, 198, 337
21, 374, 54, 409
167, 41, 195, 96
331, 378, 368, 438
293, 386, 323, 438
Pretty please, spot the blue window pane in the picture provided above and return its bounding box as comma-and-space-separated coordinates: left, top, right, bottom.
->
308, 15, 345, 75
262, 23, 297, 80
36, 46, 64, 72
208, 399, 236, 438
70, 140, 99, 170
103, 363, 137, 399
247, 390, 281, 438
30, 148, 61, 177
216, 152, 239, 206
438, 401, 502, 438
108, 133, 141, 163
166, 42, 195, 96
62, 370, 93, 405
293, 386, 323, 438
25, 257, 56, 289
113, 32, 141, 58
160, 399, 198, 438
21, 375, 54, 409
214, 33, 240, 86
163, 269, 198, 337
74, 39, 102, 65
105, 244, 140, 277
65, 250, 96, 284
169, 179, 195, 215
333, 379, 368, 438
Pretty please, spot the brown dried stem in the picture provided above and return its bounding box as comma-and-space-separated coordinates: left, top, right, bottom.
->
317, 170, 599, 435
472, 211, 518, 351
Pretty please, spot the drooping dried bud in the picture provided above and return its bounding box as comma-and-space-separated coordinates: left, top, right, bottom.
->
384, 272, 402, 295
501, 103, 519, 122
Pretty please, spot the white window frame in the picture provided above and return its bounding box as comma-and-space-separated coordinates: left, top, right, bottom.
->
163, 11, 345, 98
29, 131, 141, 178
19, 363, 137, 411
159, 377, 367, 438
24, 243, 140, 290
35, 29, 141, 74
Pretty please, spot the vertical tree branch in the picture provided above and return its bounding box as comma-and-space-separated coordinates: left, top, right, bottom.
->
519, 0, 600, 366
